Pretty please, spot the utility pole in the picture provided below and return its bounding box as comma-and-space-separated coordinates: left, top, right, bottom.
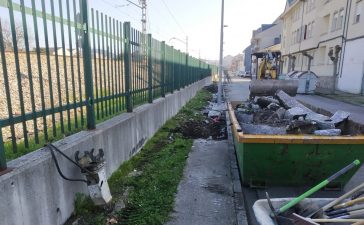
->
217, 0, 224, 104
140, 0, 147, 35
125, 0, 147, 35
185, 36, 188, 54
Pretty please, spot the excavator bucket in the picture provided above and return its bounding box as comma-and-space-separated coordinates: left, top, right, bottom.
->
249, 80, 299, 99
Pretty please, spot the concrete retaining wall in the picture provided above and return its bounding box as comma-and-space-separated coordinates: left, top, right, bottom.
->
0, 77, 211, 225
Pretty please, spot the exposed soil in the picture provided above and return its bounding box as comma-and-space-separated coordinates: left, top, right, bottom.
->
176, 114, 227, 140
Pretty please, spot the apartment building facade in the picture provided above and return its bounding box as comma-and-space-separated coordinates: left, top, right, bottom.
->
251, 19, 282, 77
281, 0, 364, 94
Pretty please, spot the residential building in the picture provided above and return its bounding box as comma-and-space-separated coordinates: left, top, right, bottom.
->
338, 0, 364, 94
281, 0, 364, 94
243, 45, 252, 73
250, 18, 282, 77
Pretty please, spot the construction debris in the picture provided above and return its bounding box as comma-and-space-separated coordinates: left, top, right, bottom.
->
235, 90, 352, 136
314, 129, 342, 136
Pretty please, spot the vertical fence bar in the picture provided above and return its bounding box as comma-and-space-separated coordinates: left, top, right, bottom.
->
101, 12, 107, 117
42, 0, 57, 137
50, 0, 65, 134
0, 19, 16, 155
117, 21, 122, 111
59, 0, 72, 132
91, 8, 100, 120
0, 128, 5, 170
109, 17, 115, 114
96, 11, 104, 118
123, 22, 132, 112
161, 41, 166, 97
171, 48, 175, 93
20, 0, 39, 144
113, 19, 119, 112
0, 23, 15, 153
119, 22, 124, 111
81, 0, 95, 129
105, 15, 111, 115
32, 0, 48, 140
8, 0, 29, 148
177, 50, 181, 91
73, 0, 84, 127
66, 0, 78, 129
147, 34, 152, 103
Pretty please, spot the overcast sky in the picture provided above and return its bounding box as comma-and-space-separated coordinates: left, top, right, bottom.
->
96, 0, 287, 60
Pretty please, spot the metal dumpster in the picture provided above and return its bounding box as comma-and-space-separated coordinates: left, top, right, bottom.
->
228, 101, 364, 187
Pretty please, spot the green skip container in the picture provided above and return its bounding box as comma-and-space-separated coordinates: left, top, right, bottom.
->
228, 102, 364, 187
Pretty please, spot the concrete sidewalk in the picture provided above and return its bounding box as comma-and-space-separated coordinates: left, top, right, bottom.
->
296, 94, 364, 125
166, 139, 246, 225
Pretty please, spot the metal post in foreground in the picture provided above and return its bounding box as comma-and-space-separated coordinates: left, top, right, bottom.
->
217, 0, 224, 104
123, 22, 133, 112
147, 34, 153, 103
81, 0, 95, 129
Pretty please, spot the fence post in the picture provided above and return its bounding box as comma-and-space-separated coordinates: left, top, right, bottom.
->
185, 54, 189, 87
0, 130, 6, 170
161, 41, 166, 97
81, 0, 95, 129
147, 34, 153, 103
123, 22, 133, 112
171, 48, 174, 93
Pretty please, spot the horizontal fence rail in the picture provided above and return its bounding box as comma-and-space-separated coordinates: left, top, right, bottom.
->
0, 0, 213, 170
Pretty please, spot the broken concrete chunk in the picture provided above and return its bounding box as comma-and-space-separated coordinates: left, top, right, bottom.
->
275, 107, 287, 120
256, 97, 280, 108
242, 123, 287, 135
286, 120, 318, 134
208, 110, 221, 118
267, 103, 281, 111
284, 107, 308, 120
315, 120, 336, 130
330, 111, 350, 125
306, 113, 330, 121
251, 104, 260, 111
276, 90, 311, 112
236, 113, 253, 124
314, 129, 342, 136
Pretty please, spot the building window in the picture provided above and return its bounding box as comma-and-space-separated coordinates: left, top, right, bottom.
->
303, 25, 308, 40
337, 8, 345, 29
328, 47, 333, 65
332, 11, 338, 31
354, 0, 363, 23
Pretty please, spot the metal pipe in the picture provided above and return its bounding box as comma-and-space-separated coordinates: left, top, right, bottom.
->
218, 0, 224, 104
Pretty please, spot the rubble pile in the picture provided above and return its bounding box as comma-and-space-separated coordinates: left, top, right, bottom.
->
176, 84, 227, 140
235, 90, 351, 136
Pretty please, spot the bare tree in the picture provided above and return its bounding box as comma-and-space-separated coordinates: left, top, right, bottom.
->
1, 19, 34, 51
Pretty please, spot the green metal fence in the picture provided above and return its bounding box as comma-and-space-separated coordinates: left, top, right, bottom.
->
0, 0, 212, 170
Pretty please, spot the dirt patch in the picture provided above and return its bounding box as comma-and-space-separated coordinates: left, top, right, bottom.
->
176, 113, 227, 140
203, 84, 218, 93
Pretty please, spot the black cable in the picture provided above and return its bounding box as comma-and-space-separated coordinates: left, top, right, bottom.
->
48, 145, 88, 184
47, 143, 100, 184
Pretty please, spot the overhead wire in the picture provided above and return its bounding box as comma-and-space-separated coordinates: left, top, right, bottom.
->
99, 0, 141, 25
159, 0, 187, 35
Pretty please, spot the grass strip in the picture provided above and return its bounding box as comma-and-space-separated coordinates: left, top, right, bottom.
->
69, 88, 211, 225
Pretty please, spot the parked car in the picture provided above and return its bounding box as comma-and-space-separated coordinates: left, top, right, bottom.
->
238, 71, 251, 78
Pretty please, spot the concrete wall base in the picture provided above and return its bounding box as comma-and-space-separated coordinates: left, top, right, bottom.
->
0, 77, 211, 225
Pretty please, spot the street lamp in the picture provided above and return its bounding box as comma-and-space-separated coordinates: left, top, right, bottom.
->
169, 36, 188, 54
217, 0, 225, 104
